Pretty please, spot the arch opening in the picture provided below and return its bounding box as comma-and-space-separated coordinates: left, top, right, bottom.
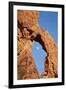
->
32, 34, 47, 77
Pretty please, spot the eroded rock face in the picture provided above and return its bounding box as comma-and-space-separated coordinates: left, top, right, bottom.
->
17, 10, 58, 79
17, 28, 39, 79
17, 10, 39, 29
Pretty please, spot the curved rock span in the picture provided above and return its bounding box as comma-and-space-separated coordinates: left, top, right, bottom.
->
17, 10, 58, 80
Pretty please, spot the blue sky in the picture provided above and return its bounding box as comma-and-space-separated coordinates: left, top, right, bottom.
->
32, 11, 58, 74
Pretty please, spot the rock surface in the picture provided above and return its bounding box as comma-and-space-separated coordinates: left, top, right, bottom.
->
17, 10, 58, 79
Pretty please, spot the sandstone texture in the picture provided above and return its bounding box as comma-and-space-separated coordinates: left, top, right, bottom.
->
17, 10, 58, 79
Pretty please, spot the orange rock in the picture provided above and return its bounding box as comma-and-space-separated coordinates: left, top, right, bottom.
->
17, 10, 58, 79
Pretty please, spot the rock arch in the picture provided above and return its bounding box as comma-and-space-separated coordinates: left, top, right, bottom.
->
17, 10, 58, 79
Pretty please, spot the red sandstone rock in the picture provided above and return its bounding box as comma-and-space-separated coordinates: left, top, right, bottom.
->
17, 10, 58, 79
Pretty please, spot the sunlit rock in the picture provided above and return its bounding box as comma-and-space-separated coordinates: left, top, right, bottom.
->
17, 10, 58, 79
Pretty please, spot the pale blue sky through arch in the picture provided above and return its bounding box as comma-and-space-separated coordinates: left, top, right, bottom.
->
32, 11, 58, 74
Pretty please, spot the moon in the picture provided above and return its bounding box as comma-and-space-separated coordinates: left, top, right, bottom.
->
36, 46, 40, 50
